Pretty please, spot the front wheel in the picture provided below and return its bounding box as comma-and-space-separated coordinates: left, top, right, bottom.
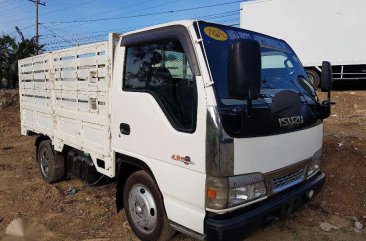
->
123, 170, 174, 241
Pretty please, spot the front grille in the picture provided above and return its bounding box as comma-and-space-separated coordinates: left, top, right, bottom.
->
271, 168, 305, 193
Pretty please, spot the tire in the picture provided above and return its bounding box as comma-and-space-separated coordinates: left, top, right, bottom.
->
306, 69, 320, 88
37, 140, 65, 184
123, 170, 174, 241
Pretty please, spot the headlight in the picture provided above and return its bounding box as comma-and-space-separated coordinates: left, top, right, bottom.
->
307, 149, 322, 178
206, 173, 267, 210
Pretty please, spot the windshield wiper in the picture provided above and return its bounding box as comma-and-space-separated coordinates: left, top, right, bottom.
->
288, 76, 325, 120
290, 75, 319, 104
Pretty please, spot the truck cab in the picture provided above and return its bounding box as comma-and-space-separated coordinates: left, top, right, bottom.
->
111, 20, 331, 240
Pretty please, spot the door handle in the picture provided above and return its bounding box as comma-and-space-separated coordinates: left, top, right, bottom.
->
120, 123, 130, 135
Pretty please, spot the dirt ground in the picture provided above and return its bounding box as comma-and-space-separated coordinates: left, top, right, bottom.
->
0, 81, 365, 241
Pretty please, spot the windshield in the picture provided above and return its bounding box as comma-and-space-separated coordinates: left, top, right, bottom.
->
196, 22, 315, 106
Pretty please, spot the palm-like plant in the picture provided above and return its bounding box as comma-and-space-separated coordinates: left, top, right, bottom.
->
0, 26, 44, 88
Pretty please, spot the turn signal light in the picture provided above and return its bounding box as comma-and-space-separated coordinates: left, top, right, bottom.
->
207, 189, 217, 199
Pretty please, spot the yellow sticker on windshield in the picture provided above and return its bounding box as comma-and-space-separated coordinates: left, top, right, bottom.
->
204, 26, 228, 41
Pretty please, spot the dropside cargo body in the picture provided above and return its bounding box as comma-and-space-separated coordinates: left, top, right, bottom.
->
19, 20, 327, 241
19, 36, 117, 177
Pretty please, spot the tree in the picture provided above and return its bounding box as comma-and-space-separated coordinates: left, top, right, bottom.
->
0, 27, 44, 89
0, 35, 16, 88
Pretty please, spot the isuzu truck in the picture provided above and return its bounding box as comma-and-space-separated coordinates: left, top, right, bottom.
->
240, 0, 366, 87
18, 20, 334, 241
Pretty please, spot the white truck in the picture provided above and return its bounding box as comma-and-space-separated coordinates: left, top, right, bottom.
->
240, 0, 366, 87
18, 20, 334, 241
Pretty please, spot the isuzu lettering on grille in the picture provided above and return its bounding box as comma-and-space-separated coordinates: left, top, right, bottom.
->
279, 116, 304, 128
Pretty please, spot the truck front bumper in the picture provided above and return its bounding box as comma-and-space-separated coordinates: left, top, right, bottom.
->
205, 172, 326, 241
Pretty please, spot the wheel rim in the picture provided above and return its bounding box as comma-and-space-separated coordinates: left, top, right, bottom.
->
128, 184, 158, 234
308, 73, 315, 86
39, 147, 50, 178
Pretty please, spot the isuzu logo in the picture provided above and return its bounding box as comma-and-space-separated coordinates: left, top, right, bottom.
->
279, 116, 304, 128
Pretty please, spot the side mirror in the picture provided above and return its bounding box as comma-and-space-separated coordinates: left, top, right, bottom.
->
227, 39, 261, 100
320, 61, 333, 92
320, 61, 336, 107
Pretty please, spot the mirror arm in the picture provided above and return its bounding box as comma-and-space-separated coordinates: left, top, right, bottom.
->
322, 89, 336, 106
327, 89, 331, 101
246, 99, 253, 116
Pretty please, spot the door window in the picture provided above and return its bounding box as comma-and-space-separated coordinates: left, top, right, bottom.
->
123, 39, 197, 132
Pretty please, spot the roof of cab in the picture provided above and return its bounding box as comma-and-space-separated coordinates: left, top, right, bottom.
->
122, 20, 196, 37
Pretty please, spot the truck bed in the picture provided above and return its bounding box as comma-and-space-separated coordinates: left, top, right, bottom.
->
18, 34, 118, 177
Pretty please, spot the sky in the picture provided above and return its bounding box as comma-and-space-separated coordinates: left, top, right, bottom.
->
0, 0, 243, 51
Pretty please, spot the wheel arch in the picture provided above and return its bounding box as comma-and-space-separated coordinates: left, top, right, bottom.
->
35, 134, 51, 162
115, 153, 157, 212
305, 66, 321, 75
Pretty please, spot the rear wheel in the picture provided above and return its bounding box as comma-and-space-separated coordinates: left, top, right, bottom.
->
37, 140, 65, 184
123, 170, 174, 241
306, 69, 320, 88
